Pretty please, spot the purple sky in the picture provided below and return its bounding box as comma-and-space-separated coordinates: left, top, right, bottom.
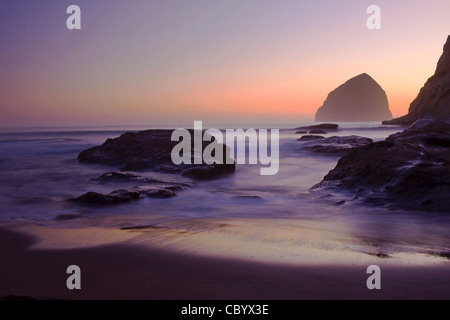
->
1, 0, 450, 127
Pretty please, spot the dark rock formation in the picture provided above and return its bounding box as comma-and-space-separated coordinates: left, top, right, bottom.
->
312, 119, 450, 212
182, 165, 233, 180
78, 130, 235, 180
91, 171, 192, 187
298, 135, 325, 141
309, 129, 327, 134
315, 73, 393, 122
384, 35, 450, 125
71, 190, 142, 205
71, 186, 177, 205
297, 124, 339, 131
144, 189, 177, 198
298, 135, 373, 154
91, 171, 162, 183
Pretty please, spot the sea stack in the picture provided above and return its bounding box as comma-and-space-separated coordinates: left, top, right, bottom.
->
315, 73, 393, 122
383, 35, 450, 125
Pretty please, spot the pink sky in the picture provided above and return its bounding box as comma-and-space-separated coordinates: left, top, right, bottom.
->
1, 0, 450, 127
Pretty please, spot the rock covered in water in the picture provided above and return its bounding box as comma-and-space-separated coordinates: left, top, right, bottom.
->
71, 186, 177, 205
297, 123, 339, 131
78, 129, 235, 180
298, 135, 325, 141
91, 171, 192, 187
71, 190, 142, 205
91, 171, 160, 183
298, 135, 373, 154
143, 188, 177, 198
309, 129, 327, 134
384, 35, 450, 125
312, 119, 450, 212
316, 73, 393, 122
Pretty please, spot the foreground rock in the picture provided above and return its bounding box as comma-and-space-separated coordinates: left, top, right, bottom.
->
92, 171, 192, 187
71, 187, 177, 205
71, 190, 141, 205
92, 171, 162, 183
384, 35, 450, 125
78, 130, 235, 180
298, 135, 373, 154
312, 120, 450, 212
316, 73, 393, 122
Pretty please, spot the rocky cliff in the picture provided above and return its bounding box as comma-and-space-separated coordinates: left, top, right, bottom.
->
384, 35, 450, 125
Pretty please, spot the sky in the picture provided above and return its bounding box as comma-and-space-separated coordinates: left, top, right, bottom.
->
1, 0, 450, 127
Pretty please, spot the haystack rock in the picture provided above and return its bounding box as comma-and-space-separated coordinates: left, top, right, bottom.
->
383, 35, 450, 125
315, 73, 393, 122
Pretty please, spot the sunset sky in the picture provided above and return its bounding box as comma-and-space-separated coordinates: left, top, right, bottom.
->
1, 0, 450, 127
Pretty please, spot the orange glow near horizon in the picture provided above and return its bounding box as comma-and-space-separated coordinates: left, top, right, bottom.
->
1, 1, 449, 127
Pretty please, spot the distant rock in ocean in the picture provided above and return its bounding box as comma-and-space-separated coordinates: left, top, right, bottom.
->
315, 73, 393, 122
384, 35, 450, 125
297, 123, 339, 131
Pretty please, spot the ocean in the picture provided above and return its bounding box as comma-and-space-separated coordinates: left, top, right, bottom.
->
1, 122, 449, 263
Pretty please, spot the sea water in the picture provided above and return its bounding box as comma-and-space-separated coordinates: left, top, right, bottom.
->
0, 122, 449, 262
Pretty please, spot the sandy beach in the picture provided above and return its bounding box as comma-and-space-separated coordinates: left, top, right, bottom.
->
1, 223, 449, 300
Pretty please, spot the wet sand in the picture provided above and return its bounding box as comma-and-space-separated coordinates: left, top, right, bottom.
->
1, 224, 449, 300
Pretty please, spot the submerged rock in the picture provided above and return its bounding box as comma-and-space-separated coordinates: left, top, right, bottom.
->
297, 123, 339, 131
92, 171, 161, 183
71, 190, 141, 205
78, 130, 235, 180
384, 35, 450, 125
91, 171, 192, 187
309, 129, 327, 134
144, 189, 177, 198
70, 186, 177, 205
297, 135, 325, 141
232, 195, 264, 201
182, 164, 235, 180
299, 135, 373, 154
312, 119, 450, 212
316, 73, 393, 122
